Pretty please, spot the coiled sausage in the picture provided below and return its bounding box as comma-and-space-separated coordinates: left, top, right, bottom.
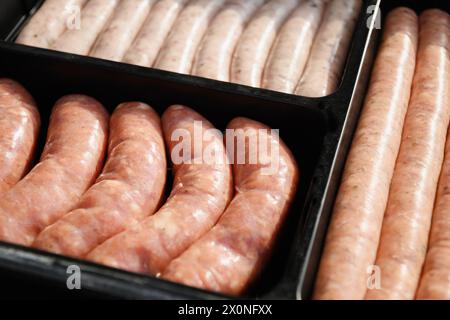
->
87, 105, 232, 275
34, 102, 166, 258
0, 95, 108, 246
163, 117, 299, 295
0, 79, 40, 194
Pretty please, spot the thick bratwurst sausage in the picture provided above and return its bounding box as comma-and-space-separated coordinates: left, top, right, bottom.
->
163, 117, 299, 295
295, 0, 361, 97
123, 0, 188, 67
16, 0, 88, 48
154, 0, 226, 74
231, 0, 299, 87
87, 105, 233, 274
52, 0, 120, 55
89, 0, 154, 62
191, 0, 265, 81
0, 79, 40, 194
365, 9, 450, 300
416, 124, 450, 300
262, 0, 325, 93
0, 95, 109, 246
34, 102, 166, 258
313, 8, 419, 300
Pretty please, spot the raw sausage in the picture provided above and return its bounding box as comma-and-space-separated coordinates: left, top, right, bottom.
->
313, 8, 419, 300
365, 9, 450, 300
87, 105, 233, 274
89, 0, 154, 62
0, 95, 109, 246
230, 0, 299, 87
192, 0, 265, 81
295, 0, 361, 97
52, 0, 120, 55
163, 117, 299, 295
0, 79, 40, 194
416, 126, 450, 300
230, 0, 298, 87
122, 0, 188, 67
154, 0, 226, 74
16, 0, 88, 48
262, 0, 325, 93
33, 102, 166, 258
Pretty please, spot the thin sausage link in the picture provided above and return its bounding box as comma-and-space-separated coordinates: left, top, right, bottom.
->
154, 0, 226, 74
295, 0, 361, 97
52, 0, 120, 55
89, 0, 154, 62
16, 0, 88, 48
123, 0, 189, 67
262, 0, 325, 93
230, 0, 299, 87
192, 0, 265, 81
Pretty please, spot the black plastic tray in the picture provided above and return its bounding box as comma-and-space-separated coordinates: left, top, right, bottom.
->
0, 0, 378, 299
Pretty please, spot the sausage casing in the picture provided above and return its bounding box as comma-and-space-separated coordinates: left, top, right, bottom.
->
87, 105, 233, 274
154, 0, 226, 74
416, 124, 450, 300
192, 0, 265, 81
16, 0, 88, 48
89, 0, 154, 62
0, 79, 40, 194
52, 0, 120, 55
262, 0, 325, 93
33, 102, 166, 258
123, 0, 188, 67
163, 117, 299, 295
0, 95, 109, 246
295, 0, 361, 97
231, 0, 299, 87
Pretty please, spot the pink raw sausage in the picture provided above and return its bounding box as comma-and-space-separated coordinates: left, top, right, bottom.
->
87, 105, 233, 275
122, 0, 189, 67
365, 9, 450, 300
0, 95, 109, 246
295, 0, 361, 97
33, 102, 166, 258
163, 117, 299, 295
313, 8, 419, 300
191, 0, 265, 81
0, 79, 40, 194
16, 0, 88, 48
